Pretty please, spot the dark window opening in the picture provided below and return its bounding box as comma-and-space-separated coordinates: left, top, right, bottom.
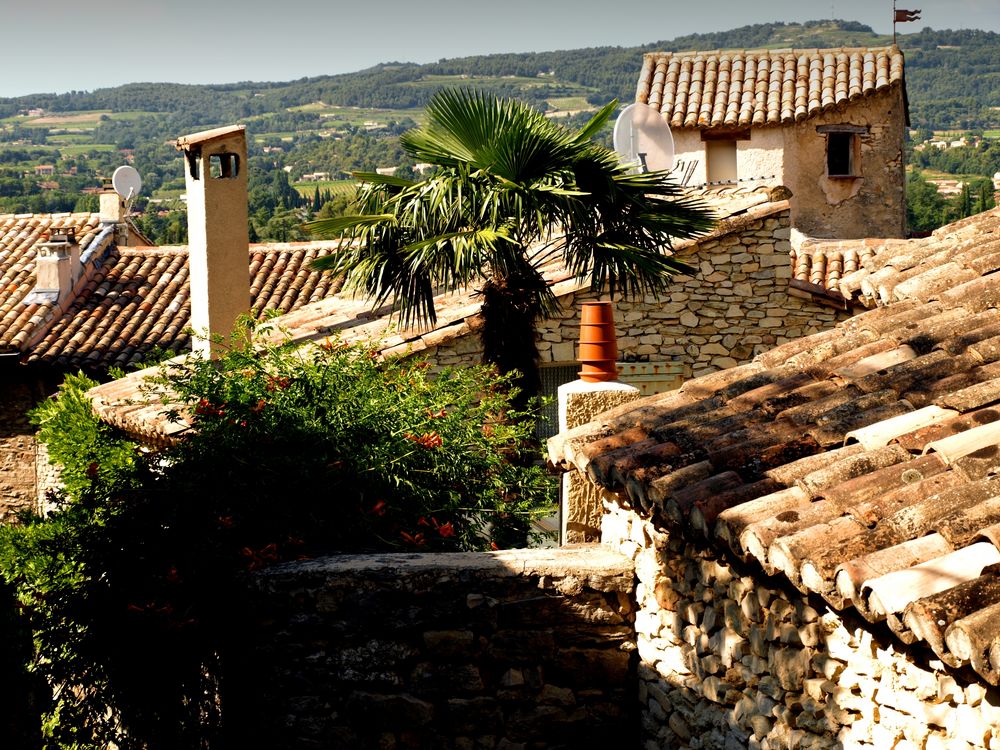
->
827, 132, 854, 177
209, 153, 240, 179
186, 150, 201, 180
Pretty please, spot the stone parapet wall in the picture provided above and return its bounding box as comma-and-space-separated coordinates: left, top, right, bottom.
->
600, 499, 1000, 750
243, 546, 637, 749
422, 209, 849, 381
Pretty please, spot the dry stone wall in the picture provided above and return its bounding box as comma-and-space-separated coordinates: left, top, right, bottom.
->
600, 498, 1000, 750
422, 208, 849, 382
242, 546, 637, 750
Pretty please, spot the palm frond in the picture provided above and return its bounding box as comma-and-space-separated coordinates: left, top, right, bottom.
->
573, 99, 618, 143
351, 171, 417, 188
304, 214, 397, 240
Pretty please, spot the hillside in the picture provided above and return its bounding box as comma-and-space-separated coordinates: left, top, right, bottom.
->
2, 21, 998, 131
0, 19, 997, 241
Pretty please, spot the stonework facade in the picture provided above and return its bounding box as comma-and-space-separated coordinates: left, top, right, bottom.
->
418, 207, 848, 385
670, 92, 907, 240
0, 372, 44, 522
242, 547, 637, 749
601, 499, 1000, 750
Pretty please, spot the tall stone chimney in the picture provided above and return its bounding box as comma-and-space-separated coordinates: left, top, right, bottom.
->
175, 125, 250, 358
34, 227, 81, 303
99, 180, 125, 223
99, 181, 130, 246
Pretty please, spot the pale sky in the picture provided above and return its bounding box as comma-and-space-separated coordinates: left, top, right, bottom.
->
1, 0, 996, 98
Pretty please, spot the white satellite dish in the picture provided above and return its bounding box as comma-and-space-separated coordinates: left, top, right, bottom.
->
111, 165, 143, 200
613, 103, 675, 174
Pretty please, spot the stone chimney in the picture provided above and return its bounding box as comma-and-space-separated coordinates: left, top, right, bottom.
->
99, 180, 130, 246
34, 227, 81, 302
175, 125, 250, 358
99, 180, 125, 223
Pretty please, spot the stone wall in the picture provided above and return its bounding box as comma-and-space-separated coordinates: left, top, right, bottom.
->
422, 207, 849, 382
0, 371, 41, 521
600, 498, 1000, 750
784, 90, 907, 240
242, 546, 637, 750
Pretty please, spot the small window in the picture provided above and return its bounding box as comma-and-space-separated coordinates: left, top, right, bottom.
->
827, 132, 854, 177
209, 153, 240, 179
706, 140, 738, 184
818, 124, 867, 178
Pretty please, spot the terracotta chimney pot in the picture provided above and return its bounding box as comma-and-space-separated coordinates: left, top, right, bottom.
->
578, 301, 619, 383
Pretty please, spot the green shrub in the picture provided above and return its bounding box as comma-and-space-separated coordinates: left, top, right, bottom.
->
0, 332, 554, 748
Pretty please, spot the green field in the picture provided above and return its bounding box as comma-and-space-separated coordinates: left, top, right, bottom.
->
62, 144, 116, 155
292, 179, 357, 197
546, 96, 594, 112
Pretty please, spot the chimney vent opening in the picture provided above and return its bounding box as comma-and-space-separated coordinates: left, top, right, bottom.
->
209, 153, 240, 179
186, 148, 202, 180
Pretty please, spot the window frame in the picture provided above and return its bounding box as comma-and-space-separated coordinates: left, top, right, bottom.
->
817, 124, 868, 179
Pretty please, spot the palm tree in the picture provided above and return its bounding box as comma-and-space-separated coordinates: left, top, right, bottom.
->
306, 89, 714, 407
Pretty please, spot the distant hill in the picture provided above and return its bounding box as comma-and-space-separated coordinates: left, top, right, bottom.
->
1, 20, 998, 132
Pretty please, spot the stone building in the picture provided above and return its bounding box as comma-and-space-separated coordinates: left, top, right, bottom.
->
88, 185, 855, 446
79, 206, 1000, 749
637, 46, 908, 239
549, 206, 1000, 748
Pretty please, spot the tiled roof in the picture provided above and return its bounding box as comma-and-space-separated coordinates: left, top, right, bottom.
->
791, 210, 1000, 307
26, 242, 343, 370
636, 46, 904, 129
549, 206, 1000, 685
0, 212, 105, 352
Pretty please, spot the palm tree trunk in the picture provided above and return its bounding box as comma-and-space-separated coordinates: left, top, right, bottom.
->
479, 270, 545, 413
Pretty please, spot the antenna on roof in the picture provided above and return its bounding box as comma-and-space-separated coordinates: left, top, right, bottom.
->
111, 165, 143, 212
112, 165, 142, 201
613, 103, 675, 175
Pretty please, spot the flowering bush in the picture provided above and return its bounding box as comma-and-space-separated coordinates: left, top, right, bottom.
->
0, 332, 554, 748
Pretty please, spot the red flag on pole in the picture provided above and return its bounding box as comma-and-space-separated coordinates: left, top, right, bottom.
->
894, 8, 921, 22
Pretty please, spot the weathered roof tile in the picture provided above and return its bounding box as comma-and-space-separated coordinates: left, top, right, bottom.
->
550, 206, 1000, 685
637, 46, 904, 129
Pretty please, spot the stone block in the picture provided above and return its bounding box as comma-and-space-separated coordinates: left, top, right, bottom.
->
769, 647, 812, 692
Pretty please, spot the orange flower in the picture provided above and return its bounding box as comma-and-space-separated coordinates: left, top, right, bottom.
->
437, 522, 455, 538
370, 499, 387, 517
400, 531, 426, 547
251, 398, 267, 413
265, 375, 290, 392
405, 431, 443, 449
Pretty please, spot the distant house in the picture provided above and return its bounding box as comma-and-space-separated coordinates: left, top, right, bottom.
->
33, 165, 55, 176
636, 46, 908, 239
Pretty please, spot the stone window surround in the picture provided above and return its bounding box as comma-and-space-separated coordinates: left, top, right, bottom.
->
818, 123, 870, 179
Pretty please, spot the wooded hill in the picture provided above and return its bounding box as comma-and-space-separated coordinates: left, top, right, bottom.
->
2, 20, 998, 132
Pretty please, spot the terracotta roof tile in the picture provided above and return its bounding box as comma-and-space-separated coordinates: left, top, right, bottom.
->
26, 241, 343, 370
549, 206, 1000, 685
0, 212, 103, 352
636, 46, 905, 130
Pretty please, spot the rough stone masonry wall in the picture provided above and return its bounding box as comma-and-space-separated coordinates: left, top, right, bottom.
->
600, 499, 1000, 750
0, 372, 40, 522
424, 208, 849, 381
243, 546, 637, 750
